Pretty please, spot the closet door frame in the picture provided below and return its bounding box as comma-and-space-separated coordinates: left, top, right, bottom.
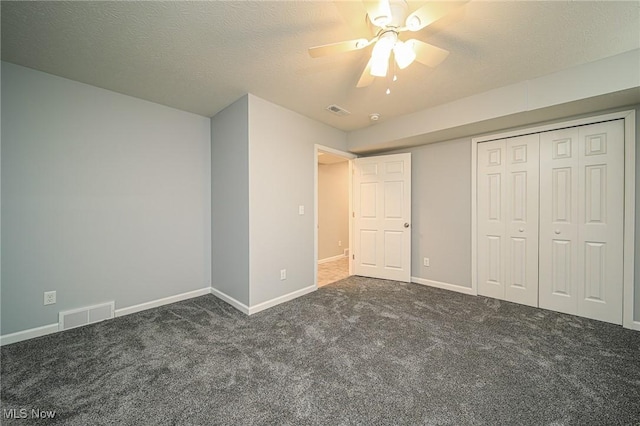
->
471, 109, 637, 330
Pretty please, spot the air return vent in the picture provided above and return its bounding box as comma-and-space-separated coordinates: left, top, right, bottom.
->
59, 301, 115, 331
325, 104, 351, 116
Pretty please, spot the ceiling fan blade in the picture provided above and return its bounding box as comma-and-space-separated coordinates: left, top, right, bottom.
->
333, 1, 370, 35
356, 57, 375, 88
405, 1, 468, 32
406, 39, 449, 68
363, 0, 392, 28
308, 38, 370, 58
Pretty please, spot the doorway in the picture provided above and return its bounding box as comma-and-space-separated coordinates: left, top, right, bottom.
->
315, 145, 356, 287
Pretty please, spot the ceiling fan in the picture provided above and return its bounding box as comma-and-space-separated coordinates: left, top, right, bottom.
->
309, 0, 467, 88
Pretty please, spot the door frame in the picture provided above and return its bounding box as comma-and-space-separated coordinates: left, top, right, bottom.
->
471, 109, 637, 330
314, 145, 357, 288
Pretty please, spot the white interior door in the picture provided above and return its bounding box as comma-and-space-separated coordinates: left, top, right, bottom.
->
539, 120, 624, 324
477, 135, 539, 306
353, 153, 411, 282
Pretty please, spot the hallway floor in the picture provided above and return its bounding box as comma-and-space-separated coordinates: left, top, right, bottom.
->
318, 257, 349, 287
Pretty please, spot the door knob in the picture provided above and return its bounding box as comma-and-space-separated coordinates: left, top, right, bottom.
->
519, 228, 524, 232
554, 229, 561, 234
404, 223, 410, 228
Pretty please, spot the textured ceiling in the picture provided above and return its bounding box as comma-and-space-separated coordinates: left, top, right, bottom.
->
2, 1, 639, 131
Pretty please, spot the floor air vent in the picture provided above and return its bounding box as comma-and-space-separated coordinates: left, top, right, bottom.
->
59, 302, 115, 331
325, 104, 351, 116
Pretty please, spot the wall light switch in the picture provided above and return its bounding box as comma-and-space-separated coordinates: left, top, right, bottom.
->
298, 205, 304, 215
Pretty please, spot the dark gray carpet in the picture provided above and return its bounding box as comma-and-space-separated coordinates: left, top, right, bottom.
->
2, 276, 640, 425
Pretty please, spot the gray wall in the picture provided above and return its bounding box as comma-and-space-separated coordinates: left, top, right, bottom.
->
385, 139, 472, 288
407, 138, 472, 287
1, 62, 211, 335
318, 161, 349, 261
248, 95, 347, 306
211, 95, 250, 306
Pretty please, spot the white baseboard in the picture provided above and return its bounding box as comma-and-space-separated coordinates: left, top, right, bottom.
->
1, 287, 211, 346
115, 287, 211, 318
248, 284, 316, 315
318, 253, 348, 264
0, 323, 60, 346
411, 277, 477, 296
412, 278, 640, 331
1, 284, 318, 346
209, 287, 250, 315
624, 319, 640, 331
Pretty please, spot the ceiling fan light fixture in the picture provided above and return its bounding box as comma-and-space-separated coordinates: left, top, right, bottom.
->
369, 33, 395, 77
370, 54, 389, 77
393, 41, 416, 69
372, 32, 396, 56
309, 0, 456, 89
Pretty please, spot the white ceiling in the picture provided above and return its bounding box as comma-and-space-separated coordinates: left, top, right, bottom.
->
2, 1, 639, 132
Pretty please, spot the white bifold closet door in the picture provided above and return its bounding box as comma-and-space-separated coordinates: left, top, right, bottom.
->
539, 120, 624, 324
477, 134, 540, 307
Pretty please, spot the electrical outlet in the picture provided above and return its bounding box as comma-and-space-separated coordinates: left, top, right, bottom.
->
423, 257, 430, 267
280, 269, 287, 280
298, 205, 304, 215
338, 240, 342, 247
44, 291, 57, 305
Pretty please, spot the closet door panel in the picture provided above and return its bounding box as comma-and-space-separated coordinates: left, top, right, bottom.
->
477, 140, 506, 300
577, 121, 624, 324
539, 120, 624, 324
539, 129, 579, 316
505, 135, 539, 307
